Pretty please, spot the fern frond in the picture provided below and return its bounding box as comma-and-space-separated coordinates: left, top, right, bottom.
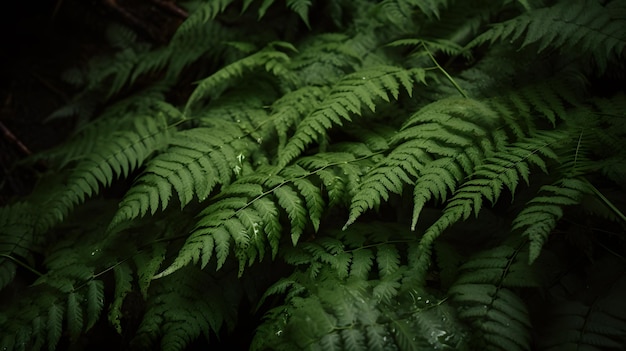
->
154, 165, 325, 278
108, 262, 134, 334
0, 202, 36, 290
254, 223, 468, 350
540, 258, 626, 350
130, 266, 241, 351
185, 43, 295, 113
379, 0, 452, 21
347, 97, 505, 229
33, 113, 170, 232
280, 65, 424, 166
296, 150, 370, 208
133, 20, 232, 85
468, 0, 626, 72
175, 0, 235, 36
133, 243, 167, 299
286, 0, 312, 27
0, 232, 107, 351
112, 125, 247, 226
269, 86, 327, 152
254, 0, 312, 26
513, 177, 590, 263
289, 33, 366, 86
409, 129, 566, 284
450, 243, 535, 351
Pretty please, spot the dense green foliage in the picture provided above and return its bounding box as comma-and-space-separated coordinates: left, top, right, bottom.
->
1, 0, 626, 350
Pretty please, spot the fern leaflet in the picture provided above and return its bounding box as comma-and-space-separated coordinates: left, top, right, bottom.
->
512, 178, 590, 263
468, 0, 626, 72
279, 65, 424, 166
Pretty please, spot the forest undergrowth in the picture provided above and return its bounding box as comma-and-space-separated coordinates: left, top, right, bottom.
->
1, 0, 626, 350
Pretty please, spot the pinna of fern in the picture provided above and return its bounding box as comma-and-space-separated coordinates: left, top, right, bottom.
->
253, 222, 470, 351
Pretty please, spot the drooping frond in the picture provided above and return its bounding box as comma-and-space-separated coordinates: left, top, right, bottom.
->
154, 164, 325, 278
379, 0, 452, 21
513, 178, 590, 263
175, 0, 235, 36
278, 65, 424, 166
129, 266, 242, 351
0, 234, 106, 350
0, 202, 36, 291
346, 96, 507, 229
34, 113, 170, 232
468, 0, 626, 72
249, 0, 313, 26
449, 242, 536, 351
411, 130, 566, 283
111, 125, 248, 226
184, 42, 296, 113
253, 222, 469, 351
2, 0, 626, 349
288, 33, 365, 86
539, 257, 626, 350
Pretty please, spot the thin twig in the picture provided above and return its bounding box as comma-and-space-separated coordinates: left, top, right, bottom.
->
0, 122, 32, 156
421, 41, 468, 98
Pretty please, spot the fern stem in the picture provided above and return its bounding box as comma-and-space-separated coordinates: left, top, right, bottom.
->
421, 41, 468, 98
587, 181, 626, 224
0, 254, 43, 277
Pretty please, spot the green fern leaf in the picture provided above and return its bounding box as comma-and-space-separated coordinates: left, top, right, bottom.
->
112, 126, 244, 226
36, 114, 169, 232
185, 43, 294, 113
376, 244, 400, 279
469, 0, 626, 72
381, 0, 451, 20
513, 178, 590, 263
392, 316, 421, 351
347, 97, 502, 229
133, 243, 167, 298
85, 279, 104, 331
252, 197, 282, 258
175, 0, 235, 35
279, 65, 423, 166
269, 86, 326, 152
66, 291, 84, 342
108, 263, 134, 334
47, 303, 64, 351
132, 267, 237, 351
156, 172, 297, 277
411, 130, 565, 283
450, 243, 535, 351
350, 248, 374, 281
274, 184, 308, 245
287, 0, 312, 27
451, 284, 531, 351
0, 202, 35, 290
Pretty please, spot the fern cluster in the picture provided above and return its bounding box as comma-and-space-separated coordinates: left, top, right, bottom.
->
1, 0, 626, 350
